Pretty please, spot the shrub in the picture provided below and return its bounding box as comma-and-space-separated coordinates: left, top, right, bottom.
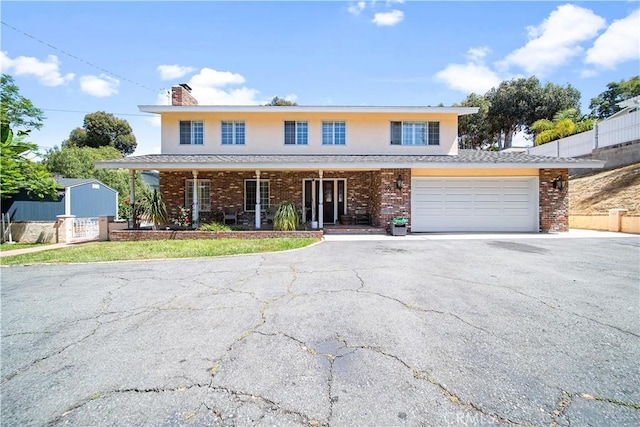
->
198, 222, 231, 232
273, 201, 299, 231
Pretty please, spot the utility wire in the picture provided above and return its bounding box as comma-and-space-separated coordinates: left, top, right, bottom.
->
41, 108, 154, 117
1, 21, 163, 95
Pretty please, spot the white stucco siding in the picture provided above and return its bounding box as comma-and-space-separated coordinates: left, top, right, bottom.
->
160, 112, 460, 155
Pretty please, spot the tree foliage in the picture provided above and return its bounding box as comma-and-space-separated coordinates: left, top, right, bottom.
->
457, 76, 582, 150
589, 76, 640, 119
0, 74, 58, 200
43, 145, 143, 218
265, 96, 298, 106
456, 93, 498, 150
63, 111, 137, 156
484, 77, 580, 149
531, 108, 594, 145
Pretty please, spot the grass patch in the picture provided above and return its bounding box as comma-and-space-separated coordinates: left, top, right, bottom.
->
0, 243, 51, 252
1, 238, 319, 266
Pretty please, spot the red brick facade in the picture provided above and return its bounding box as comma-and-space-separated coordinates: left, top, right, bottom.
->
160, 169, 411, 227
539, 168, 569, 232
160, 168, 570, 232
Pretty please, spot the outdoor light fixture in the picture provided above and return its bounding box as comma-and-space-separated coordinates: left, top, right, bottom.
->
552, 175, 566, 190
396, 175, 404, 190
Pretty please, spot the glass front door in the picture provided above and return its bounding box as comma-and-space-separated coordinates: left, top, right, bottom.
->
303, 179, 346, 224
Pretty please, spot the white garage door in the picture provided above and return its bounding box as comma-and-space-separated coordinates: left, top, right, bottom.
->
411, 177, 539, 232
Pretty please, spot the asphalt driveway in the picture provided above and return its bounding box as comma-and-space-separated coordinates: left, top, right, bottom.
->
1, 235, 639, 426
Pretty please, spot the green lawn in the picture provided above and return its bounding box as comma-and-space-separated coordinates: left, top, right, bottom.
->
0, 238, 320, 266
0, 242, 51, 252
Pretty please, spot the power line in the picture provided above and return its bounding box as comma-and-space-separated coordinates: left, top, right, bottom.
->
1, 21, 163, 95
41, 108, 154, 117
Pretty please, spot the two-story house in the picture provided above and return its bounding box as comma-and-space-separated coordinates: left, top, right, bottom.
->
97, 84, 603, 233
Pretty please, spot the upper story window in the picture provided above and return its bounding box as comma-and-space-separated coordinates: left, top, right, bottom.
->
221, 121, 245, 145
284, 121, 308, 145
390, 121, 440, 146
180, 120, 204, 145
322, 121, 346, 145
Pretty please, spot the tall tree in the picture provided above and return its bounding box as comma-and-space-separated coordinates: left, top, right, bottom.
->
589, 76, 640, 119
64, 111, 137, 155
0, 74, 58, 199
484, 77, 581, 149
456, 93, 498, 150
265, 96, 298, 106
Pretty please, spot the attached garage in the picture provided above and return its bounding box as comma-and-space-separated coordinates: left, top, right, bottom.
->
411, 177, 539, 232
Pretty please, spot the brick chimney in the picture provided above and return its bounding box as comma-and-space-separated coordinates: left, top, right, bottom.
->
171, 83, 198, 106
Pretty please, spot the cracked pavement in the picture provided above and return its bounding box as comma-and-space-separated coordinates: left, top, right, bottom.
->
1, 236, 639, 426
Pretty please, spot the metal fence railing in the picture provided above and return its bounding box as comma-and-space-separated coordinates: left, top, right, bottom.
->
528, 110, 639, 158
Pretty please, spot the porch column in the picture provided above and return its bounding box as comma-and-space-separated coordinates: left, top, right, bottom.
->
318, 170, 324, 229
192, 170, 199, 229
128, 169, 135, 229
255, 170, 261, 229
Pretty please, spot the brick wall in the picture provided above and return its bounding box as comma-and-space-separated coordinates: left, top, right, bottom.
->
375, 168, 411, 227
110, 229, 323, 241
171, 85, 198, 106
160, 170, 381, 225
539, 168, 568, 232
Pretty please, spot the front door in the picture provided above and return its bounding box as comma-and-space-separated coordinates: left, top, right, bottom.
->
303, 179, 346, 224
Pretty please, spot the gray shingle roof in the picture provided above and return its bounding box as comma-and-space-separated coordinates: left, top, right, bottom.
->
95, 150, 604, 170
55, 178, 100, 187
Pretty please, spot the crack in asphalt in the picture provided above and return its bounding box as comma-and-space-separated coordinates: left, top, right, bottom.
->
429, 272, 640, 338
46, 382, 212, 426
336, 336, 522, 426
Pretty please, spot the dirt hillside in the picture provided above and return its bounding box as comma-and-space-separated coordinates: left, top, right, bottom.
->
569, 163, 640, 214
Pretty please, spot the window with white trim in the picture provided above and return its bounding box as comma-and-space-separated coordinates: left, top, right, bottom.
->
284, 121, 308, 145
244, 180, 270, 211
180, 121, 204, 145
221, 121, 245, 145
322, 121, 346, 145
185, 179, 211, 212
390, 121, 439, 146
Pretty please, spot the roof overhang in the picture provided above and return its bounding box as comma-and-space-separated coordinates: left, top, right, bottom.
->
95, 154, 605, 171
138, 105, 480, 116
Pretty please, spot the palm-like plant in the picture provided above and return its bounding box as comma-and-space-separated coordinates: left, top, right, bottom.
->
273, 201, 299, 231
532, 108, 595, 146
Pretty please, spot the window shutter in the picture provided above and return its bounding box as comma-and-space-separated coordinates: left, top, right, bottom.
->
390, 122, 401, 145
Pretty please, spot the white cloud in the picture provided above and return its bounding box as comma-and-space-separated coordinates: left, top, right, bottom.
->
435, 63, 502, 95
184, 68, 263, 105
80, 74, 119, 97
435, 46, 502, 94
498, 4, 606, 76
585, 9, 640, 68
284, 94, 298, 103
348, 1, 366, 16
0, 51, 74, 86
466, 46, 491, 62
189, 67, 245, 87
157, 64, 196, 80
372, 9, 404, 26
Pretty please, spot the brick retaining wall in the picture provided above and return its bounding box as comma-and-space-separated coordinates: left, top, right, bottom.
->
110, 229, 324, 241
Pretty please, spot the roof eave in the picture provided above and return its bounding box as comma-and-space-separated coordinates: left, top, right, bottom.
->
137, 105, 479, 115
95, 159, 605, 171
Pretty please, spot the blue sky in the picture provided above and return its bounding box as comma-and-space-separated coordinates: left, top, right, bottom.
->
2, 1, 639, 154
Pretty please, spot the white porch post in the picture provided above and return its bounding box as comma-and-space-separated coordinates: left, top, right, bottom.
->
318, 170, 324, 229
255, 170, 261, 229
191, 170, 199, 229
128, 169, 135, 229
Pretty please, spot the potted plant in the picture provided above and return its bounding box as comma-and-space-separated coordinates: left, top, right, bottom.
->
390, 216, 408, 236
273, 201, 299, 231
